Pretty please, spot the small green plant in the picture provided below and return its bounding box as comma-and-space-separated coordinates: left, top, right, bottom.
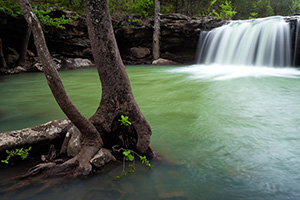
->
118, 115, 132, 126
1, 146, 32, 164
114, 149, 154, 180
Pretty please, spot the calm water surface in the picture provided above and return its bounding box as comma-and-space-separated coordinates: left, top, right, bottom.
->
1, 65, 300, 200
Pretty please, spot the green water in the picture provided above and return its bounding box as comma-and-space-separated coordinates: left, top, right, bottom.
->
1, 65, 300, 200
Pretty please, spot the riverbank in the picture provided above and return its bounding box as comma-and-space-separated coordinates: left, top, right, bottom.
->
0, 10, 224, 74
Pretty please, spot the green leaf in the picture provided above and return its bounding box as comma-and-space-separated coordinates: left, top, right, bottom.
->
1, 160, 9, 164
127, 154, 134, 162
123, 150, 131, 156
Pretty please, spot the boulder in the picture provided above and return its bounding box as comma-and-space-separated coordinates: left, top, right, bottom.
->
152, 58, 178, 65
90, 148, 116, 168
6, 66, 26, 74
130, 47, 151, 58
61, 57, 94, 69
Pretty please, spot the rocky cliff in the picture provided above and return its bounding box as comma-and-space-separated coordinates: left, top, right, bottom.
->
0, 10, 225, 73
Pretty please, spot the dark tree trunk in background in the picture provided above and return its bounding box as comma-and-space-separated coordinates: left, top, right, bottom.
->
86, 0, 153, 156
16, 24, 31, 67
181, 0, 185, 15
0, 37, 7, 70
153, 0, 160, 60
175, 0, 179, 13
18, 0, 103, 176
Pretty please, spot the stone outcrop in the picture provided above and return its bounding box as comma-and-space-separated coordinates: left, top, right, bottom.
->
0, 10, 225, 73
0, 119, 71, 153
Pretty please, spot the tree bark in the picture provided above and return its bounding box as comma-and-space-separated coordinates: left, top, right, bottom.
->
18, 0, 103, 176
16, 0, 153, 178
0, 37, 7, 70
153, 0, 160, 60
16, 24, 31, 67
86, 0, 154, 157
181, 0, 185, 15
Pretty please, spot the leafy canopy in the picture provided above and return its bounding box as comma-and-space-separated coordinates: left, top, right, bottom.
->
0, 0, 78, 30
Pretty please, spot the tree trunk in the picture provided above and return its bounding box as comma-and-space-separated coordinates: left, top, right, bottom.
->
181, 0, 185, 15
175, 0, 179, 13
153, 0, 160, 60
18, 0, 103, 176
16, 24, 31, 67
86, 0, 154, 157
0, 37, 7, 70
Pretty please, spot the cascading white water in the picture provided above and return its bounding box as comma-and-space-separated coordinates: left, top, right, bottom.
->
197, 16, 291, 67
293, 18, 300, 66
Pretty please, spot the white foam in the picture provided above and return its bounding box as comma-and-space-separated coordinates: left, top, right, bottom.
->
170, 64, 300, 80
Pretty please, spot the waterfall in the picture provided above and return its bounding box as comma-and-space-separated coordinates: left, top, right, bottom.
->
196, 16, 292, 67
293, 18, 300, 66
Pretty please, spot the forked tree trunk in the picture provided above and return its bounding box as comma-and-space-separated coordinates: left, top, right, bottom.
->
86, 0, 154, 157
17, 0, 153, 178
153, 0, 160, 60
0, 37, 7, 70
18, 0, 103, 176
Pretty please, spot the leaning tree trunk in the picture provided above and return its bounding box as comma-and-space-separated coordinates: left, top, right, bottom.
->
153, 0, 160, 61
0, 37, 7, 70
86, 0, 154, 157
18, 0, 103, 176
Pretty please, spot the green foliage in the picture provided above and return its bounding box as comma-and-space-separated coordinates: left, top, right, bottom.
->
140, 155, 154, 169
255, 0, 274, 17
32, 0, 85, 13
130, 0, 154, 17
207, 0, 237, 20
33, 5, 78, 30
249, 12, 258, 19
0, 1, 78, 30
0, 0, 22, 18
290, 0, 300, 14
118, 115, 132, 126
109, 0, 154, 17
123, 150, 134, 161
114, 149, 154, 180
219, 1, 237, 20
1, 146, 32, 165
160, 4, 173, 14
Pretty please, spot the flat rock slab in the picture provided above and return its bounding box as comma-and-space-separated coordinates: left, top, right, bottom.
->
0, 119, 71, 152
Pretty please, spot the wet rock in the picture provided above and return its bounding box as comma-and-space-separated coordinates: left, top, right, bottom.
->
90, 148, 116, 168
130, 47, 151, 58
61, 57, 94, 69
6, 66, 26, 74
67, 126, 82, 157
152, 58, 178, 65
0, 119, 71, 152
6, 54, 18, 66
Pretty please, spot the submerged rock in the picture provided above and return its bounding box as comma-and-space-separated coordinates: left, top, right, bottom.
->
90, 148, 116, 168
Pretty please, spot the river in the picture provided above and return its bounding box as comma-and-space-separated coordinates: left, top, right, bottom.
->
1, 65, 300, 199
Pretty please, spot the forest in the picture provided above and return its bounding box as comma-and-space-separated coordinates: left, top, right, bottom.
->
1, 0, 300, 20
